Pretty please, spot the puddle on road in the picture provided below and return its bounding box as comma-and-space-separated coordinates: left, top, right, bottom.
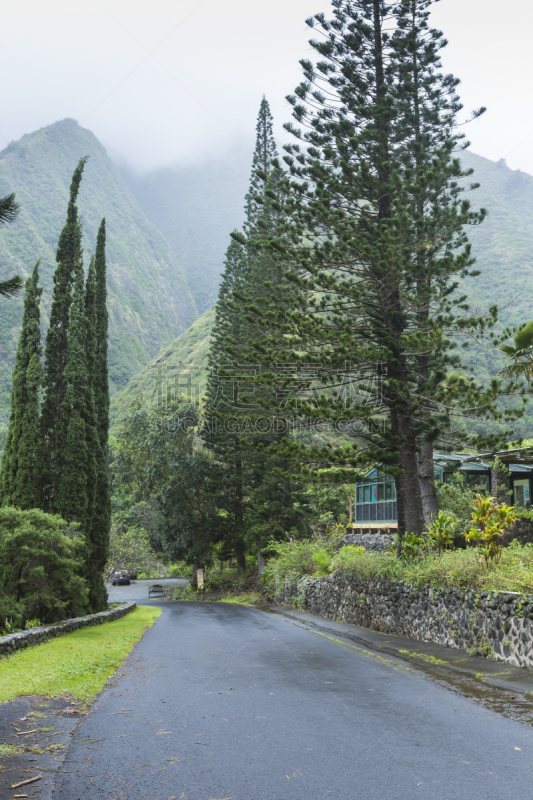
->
267, 608, 533, 727
399, 657, 533, 727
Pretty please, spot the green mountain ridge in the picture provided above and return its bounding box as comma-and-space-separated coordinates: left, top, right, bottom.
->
0, 119, 197, 410
110, 150, 533, 438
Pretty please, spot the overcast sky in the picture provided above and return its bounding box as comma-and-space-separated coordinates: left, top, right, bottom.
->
3, 0, 533, 174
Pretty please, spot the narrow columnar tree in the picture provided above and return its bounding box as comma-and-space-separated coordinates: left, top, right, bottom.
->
0, 261, 43, 507
40, 158, 87, 509
204, 99, 283, 573
56, 261, 93, 525
205, 98, 311, 568
83, 254, 106, 610
93, 219, 111, 529
88, 219, 111, 610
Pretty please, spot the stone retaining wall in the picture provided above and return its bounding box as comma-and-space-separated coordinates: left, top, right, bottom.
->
0, 601, 137, 657
506, 517, 533, 546
343, 533, 395, 552
276, 573, 533, 670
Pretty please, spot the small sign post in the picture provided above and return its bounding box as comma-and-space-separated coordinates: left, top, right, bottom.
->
197, 568, 204, 589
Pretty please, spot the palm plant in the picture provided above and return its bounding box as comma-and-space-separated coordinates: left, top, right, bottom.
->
0, 193, 23, 298
499, 322, 533, 382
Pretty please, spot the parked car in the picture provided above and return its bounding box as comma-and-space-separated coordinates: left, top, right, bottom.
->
128, 571, 138, 580
112, 573, 130, 586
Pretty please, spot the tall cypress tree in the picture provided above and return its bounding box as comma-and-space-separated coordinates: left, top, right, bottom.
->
0, 260, 42, 508
88, 219, 111, 610
40, 158, 87, 510
56, 260, 92, 525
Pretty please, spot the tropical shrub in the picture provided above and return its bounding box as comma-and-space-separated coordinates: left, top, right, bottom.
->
465, 496, 517, 565
261, 537, 339, 589
427, 511, 457, 554
0, 507, 88, 628
437, 473, 478, 532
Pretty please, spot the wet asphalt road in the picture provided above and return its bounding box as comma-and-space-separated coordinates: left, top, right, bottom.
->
107, 578, 188, 603
54, 602, 533, 800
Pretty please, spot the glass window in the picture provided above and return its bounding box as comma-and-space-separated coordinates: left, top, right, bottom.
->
514, 478, 531, 508
378, 484, 385, 501
465, 473, 490, 493
371, 484, 378, 503
364, 485, 371, 503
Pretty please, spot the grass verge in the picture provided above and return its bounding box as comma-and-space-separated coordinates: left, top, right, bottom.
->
172, 587, 263, 605
219, 592, 264, 605
0, 606, 160, 705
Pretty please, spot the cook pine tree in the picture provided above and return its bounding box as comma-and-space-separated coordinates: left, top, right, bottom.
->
205, 97, 311, 568
240, 0, 521, 539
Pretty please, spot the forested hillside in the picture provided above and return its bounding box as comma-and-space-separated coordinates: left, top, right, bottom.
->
462, 150, 533, 336
109, 306, 214, 426
459, 152, 533, 434
0, 119, 196, 411
120, 147, 249, 314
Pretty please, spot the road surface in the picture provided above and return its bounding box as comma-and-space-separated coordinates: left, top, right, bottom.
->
54, 601, 533, 799
107, 577, 188, 603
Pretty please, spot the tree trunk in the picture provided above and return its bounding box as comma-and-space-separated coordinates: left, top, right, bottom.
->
236, 547, 247, 575
393, 410, 426, 544
418, 441, 439, 524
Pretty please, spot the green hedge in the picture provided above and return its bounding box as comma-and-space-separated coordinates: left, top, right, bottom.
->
0, 507, 88, 629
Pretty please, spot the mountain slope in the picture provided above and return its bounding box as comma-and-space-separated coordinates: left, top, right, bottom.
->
110, 305, 215, 426
0, 119, 196, 409
120, 146, 250, 315
459, 151, 533, 427
462, 149, 533, 327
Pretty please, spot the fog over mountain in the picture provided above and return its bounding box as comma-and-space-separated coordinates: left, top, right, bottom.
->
119, 145, 250, 314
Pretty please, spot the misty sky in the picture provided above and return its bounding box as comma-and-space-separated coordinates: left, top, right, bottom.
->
3, 0, 533, 174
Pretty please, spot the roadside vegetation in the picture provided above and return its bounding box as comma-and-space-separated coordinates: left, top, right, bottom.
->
262, 539, 533, 596
0, 607, 160, 705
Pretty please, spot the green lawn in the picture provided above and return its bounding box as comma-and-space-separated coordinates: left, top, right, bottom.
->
0, 606, 160, 705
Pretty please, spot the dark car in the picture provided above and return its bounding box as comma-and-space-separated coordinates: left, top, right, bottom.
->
128, 571, 138, 580
112, 573, 130, 586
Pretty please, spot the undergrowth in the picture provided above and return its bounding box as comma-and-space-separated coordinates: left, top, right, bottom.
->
263, 539, 533, 595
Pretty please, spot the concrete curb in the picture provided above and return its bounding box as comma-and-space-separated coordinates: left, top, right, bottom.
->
0, 601, 137, 657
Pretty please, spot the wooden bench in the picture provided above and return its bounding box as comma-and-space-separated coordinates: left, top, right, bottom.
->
148, 584, 165, 598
